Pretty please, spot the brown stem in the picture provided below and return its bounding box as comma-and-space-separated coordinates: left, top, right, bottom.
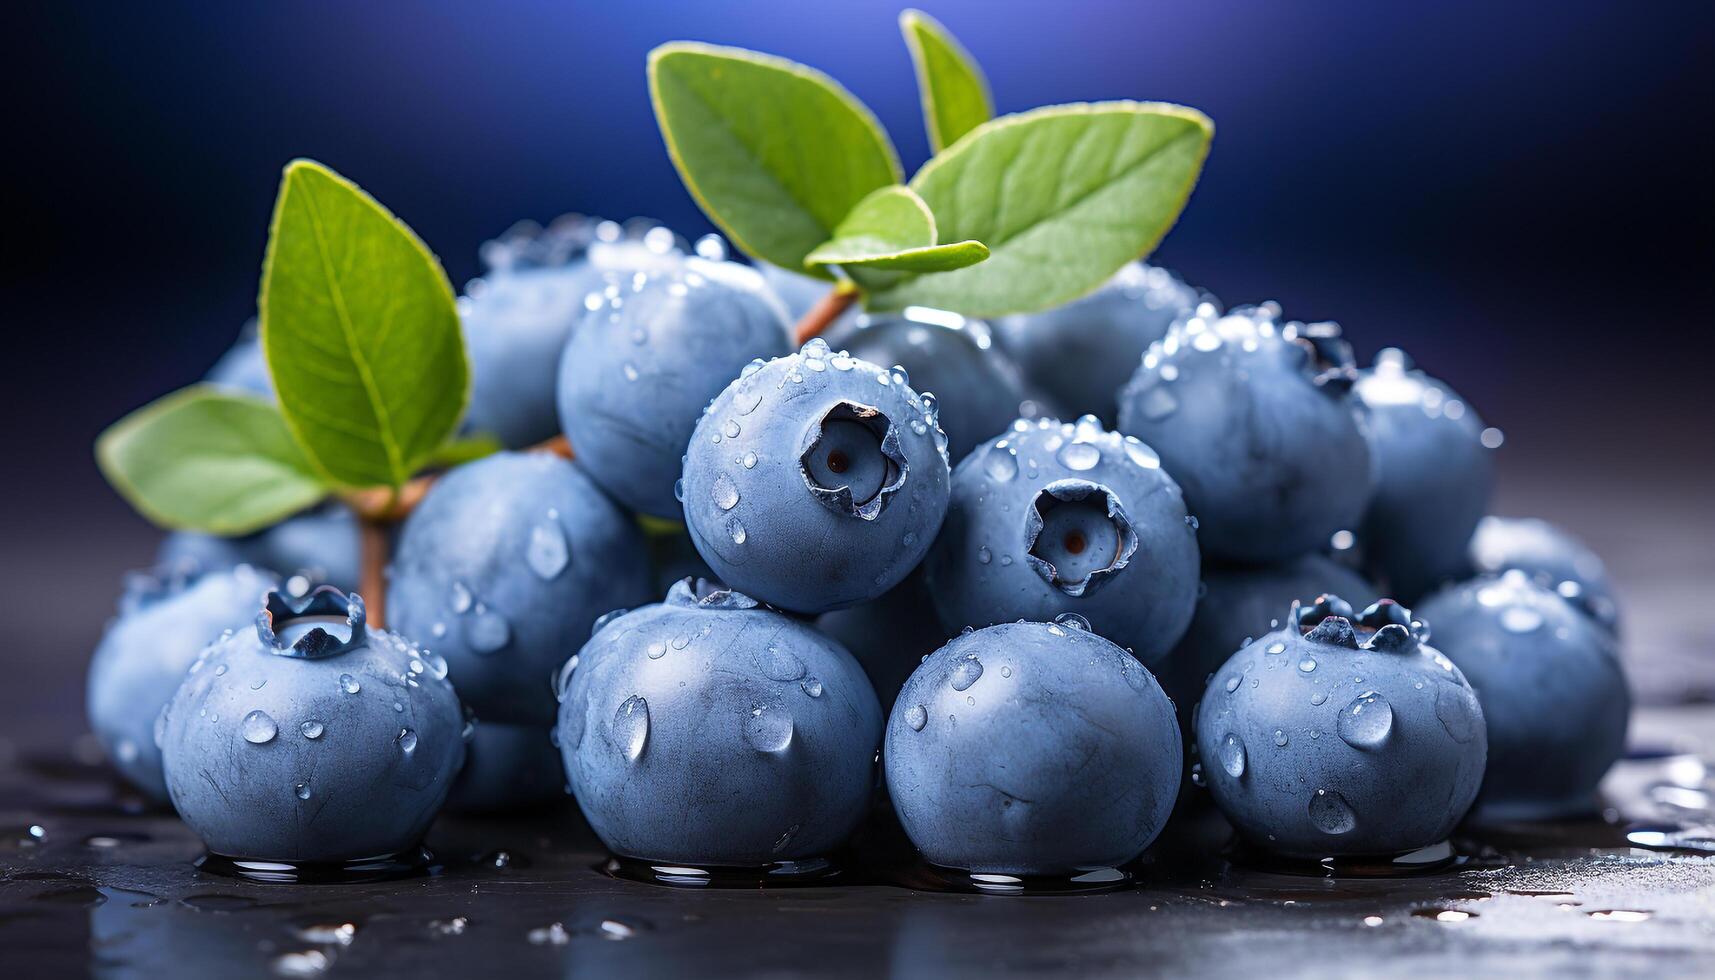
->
792, 285, 859, 346
342, 434, 576, 623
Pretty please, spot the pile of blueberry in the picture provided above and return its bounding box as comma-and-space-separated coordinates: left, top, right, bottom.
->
89, 216, 1630, 880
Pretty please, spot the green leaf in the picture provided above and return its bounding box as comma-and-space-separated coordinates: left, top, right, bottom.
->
649, 42, 902, 275
900, 9, 993, 153
424, 433, 502, 470
96, 386, 330, 535
803, 185, 989, 273
867, 102, 1212, 318
260, 159, 466, 490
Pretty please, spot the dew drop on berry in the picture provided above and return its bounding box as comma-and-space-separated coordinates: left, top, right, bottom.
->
1057, 442, 1101, 471
526, 522, 570, 580
300, 720, 324, 740
241, 710, 277, 745
612, 696, 649, 764
1309, 789, 1357, 835
905, 704, 928, 732
711, 474, 740, 511
1337, 692, 1393, 749
1218, 732, 1247, 778
340, 674, 360, 694
950, 656, 984, 692
744, 705, 794, 753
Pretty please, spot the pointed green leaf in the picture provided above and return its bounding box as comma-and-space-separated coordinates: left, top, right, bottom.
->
868, 102, 1212, 318
803, 185, 989, 273
96, 386, 330, 534
260, 160, 466, 489
901, 9, 993, 152
649, 42, 902, 275
424, 433, 503, 470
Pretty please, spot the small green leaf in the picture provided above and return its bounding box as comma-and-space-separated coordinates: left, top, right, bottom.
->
96, 386, 330, 534
867, 102, 1213, 318
260, 160, 465, 490
901, 9, 993, 152
424, 434, 502, 470
803, 185, 989, 273
649, 42, 902, 275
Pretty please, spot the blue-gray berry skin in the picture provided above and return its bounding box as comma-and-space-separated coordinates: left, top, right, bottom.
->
1355, 349, 1496, 600
679, 340, 952, 614
388, 452, 652, 726
923, 417, 1200, 666
158, 503, 362, 592
160, 588, 466, 863
463, 217, 687, 449
558, 258, 791, 517
445, 721, 564, 813
994, 262, 1200, 424
1196, 597, 1487, 859
86, 565, 278, 800
823, 308, 1029, 463
558, 579, 883, 866
815, 570, 951, 708
1159, 556, 1378, 732
1468, 516, 1620, 634
1117, 304, 1373, 563
1417, 571, 1629, 821
885, 620, 1182, 875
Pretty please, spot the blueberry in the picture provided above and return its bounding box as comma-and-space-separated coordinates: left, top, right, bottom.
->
157, 503, 362, 592
389, 452, 652, 726
756, 262, 837, 326
557, 579, 882, 866
1416, 571, 1628, 821
1117, 303, 1373, 563
463, 217, 687, 448
1158, 555, 1378, 733
1468, 516, 1620, 633
885, 619, 1181, 875
558, 258, 791, 517
160, 588, 465, 862
923, 416, 1199, 665
86, 564, 278, 800
1355, 348, 1497, 600
203, 320, 272, 398
823, 307, 1030, 462
1196, 596, 1487, 858
994, 262, 1200, 423
679, 340, 951, 614
445, 721, 565, 813
815, 569, 951, 708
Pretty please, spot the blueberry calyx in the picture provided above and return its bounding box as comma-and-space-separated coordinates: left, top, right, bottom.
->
1023, 480, 1138, 597
799, 401, 907, 521
1294, 594, 1425, 652
664, 577, 761, 610
255, 586, 367, 660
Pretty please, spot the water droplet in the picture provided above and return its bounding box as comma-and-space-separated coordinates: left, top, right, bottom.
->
1218, 732, 1247, 778
1122, 436, 1160, 469
1298, 657, 1318, 673
526, 522, 570, 580
1308, 789, 1357, 835
1266, 641, 1286, 655
1225, 675, 1241, 693
950, 656, 984, 691
214, 664, 227, 676
905, 705, 928, 731
741, 451, 758, 469
760, 644, 806, 681
976, 545, 992, 564
613, 696, 649, 763
744, 705, 794, 753
449, 581, 473, 614
1000, 665, 1012, 678
723, 419, 741, 438
711, 474, 740, 511
1435, 683, 1480, 743
1337, 692, 1393, 748
1137, 385, 1178, 421
1310, 691, 1328, 706
241, 710, 277, 744
1500, 606, 1544, 634
528, 922, 571, 945
646, 641, 667, 660
466, 611, 511, 654
727, 518, 747, 545
299, 720, 324, 740
397, 728, 418, 753
1273, 729, 1289, 747
983, 445, 1019, 482
1057, 442, 1101, 471
801, 677, 823, 698
295, 782, 312, 801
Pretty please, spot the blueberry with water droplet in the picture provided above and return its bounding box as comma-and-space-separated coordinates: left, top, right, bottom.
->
1118, 304, 1372, 563
157, 502, 362, 595
1196, 593, 1486, 858
885, 621, 1181, 875
1417, 570, 1627, 821
87, 564, 278, 801
559, 578, 881, 865
558, 257, 790, 517
159, 587, 465, 863
1352, 349, 1496, 600
924, 416, 1198, 666
680, 342, 951, 613
994, 262, 1200, 424
389, 452, 650, 728
1466, 516, 1620, 634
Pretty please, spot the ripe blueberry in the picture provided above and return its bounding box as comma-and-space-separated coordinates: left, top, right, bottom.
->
885, 619, 1181, 875
679, 339, 951, 614
158, 503, 362, 593
1468, 516, 1619, 633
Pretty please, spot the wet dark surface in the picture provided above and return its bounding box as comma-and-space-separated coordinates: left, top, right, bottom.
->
1, 703, 1712, 978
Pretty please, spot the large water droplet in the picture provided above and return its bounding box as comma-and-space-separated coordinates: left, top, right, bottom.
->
800, 677, 823, 698
711, 474, 740, 511
339, 673, 360, 694
905, 704, 928, 731
1337, 692, 1393, 749
613, 696, 649, 763
1309, 789, 1357, 835
760, 644, 806, 681
526, 522, 570, 580
397, 728, 418, 753
1218, 732, 1247, 778
299, 720, 324, 740
1500, 606, 1544, 634
466, 611, 511, 654
295, 782, 312, 801
449, 581, 473, 614
744, 705, 794, 753
1435, 682, 1480, 743
950, 656, 984, 691
983, 445, 1019, 482
1057, 442, 1101, 471
1122, 436, 1160, 469
241, 710, 277, 744
1137, 385, 1178, 421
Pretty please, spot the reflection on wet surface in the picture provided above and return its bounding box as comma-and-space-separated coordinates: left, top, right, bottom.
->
3, 706, 1714, 976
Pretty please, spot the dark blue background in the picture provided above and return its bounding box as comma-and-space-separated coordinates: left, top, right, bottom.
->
3, 2, 1711, 719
